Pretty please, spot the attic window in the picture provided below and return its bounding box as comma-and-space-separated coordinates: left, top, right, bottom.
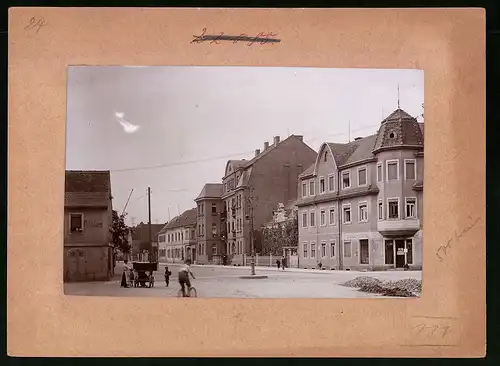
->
389, 132, 395, 139
324, 151, 328, 162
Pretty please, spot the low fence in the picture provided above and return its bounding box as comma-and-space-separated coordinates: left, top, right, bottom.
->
228, 254, 293, 267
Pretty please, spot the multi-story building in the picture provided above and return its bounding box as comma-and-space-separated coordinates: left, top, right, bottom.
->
64, 170, 114, 282
219, 135, 317, 265
194, 183, 225, 263
159, 208, 197, 263
130, 222, 166, 260
295, 108, 424, 270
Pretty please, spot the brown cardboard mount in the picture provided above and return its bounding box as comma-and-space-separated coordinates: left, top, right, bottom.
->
7, 7, 485, 357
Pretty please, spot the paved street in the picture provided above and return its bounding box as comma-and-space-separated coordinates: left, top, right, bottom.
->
64, 261, 422, 298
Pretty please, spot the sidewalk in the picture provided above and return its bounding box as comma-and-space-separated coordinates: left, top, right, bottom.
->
159, 261, 421, 276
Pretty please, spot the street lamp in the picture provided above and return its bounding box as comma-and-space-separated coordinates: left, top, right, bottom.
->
246, 197, 255, 276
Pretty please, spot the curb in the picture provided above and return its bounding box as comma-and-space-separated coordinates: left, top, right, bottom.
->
239, 275, 269, 279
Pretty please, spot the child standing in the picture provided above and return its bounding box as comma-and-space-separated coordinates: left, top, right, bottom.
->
164, 266, 172, 287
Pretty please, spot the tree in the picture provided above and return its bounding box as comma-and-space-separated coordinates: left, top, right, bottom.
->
109, 210, 132, 254
283, 210, 298, 247
261, 210, 299, 255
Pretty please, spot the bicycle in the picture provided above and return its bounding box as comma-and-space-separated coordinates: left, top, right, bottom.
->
177, 286, 197, 297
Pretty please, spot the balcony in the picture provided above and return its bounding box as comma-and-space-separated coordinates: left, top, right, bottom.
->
377, 219, 421, 237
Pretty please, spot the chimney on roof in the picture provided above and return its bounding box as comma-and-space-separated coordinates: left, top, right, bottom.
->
255, 149, 261, 157
294, 135, 303, 141
354, 137, 363, 141
264, 141, 269, 150
274, 136, 280, 145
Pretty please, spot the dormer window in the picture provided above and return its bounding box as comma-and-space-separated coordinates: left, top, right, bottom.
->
389, 131, 396, 139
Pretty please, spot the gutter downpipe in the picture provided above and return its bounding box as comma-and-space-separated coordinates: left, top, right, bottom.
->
338, 169, 343, 270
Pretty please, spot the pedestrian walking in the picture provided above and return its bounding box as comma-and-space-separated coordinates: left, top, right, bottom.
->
276, 258, 281, 270
282, 256, 287, 271
164, 265, 172, 287
121, 260, 131, 288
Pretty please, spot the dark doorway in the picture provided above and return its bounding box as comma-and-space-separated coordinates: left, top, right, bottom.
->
385, 240, 394, 265
359, 239, 369, 264
395, 239, 405, 268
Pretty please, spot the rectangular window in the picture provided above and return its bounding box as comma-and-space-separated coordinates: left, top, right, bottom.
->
311, 242, 316, 258
377, 163, 383, 182
358, 167, 367, 186
310, 211, 316, 227
303, 243, 308, 258
405, 159, 416, 180
319, 177, 325, 193
212, 203, 217, 213
387, 160, 399, 181
344, 241, 352, 258
302, 212, 308, 228
406, 239, 413, 264
302, 182, 307, 197
212, 245, 217, 255
309, 180, 315, 195
328, 175, 335, 192
343, 205, 352, 224
358, 202, 368, 222
342, 171, 351, 189
70, 213, 83, 233
212, 223, 217, 236
359, 239, 369, 264
321, 242, 326, 258
378, 200, 383, 220
405, 198, 417, 218
330, 241, 336, 257
320, 209, 326, 226
388, 198, 400, 219
329, 207, 336, 225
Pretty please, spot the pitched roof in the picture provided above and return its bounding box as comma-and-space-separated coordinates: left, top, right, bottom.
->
327, 142, 360, 166
312, 108, 424, 171
161, 208, 197, 231
340, 134, 378, 166
298, 163, 315, 178
195, 183, 223, 200
132, 223, 167, 241
64, 170, 111, 208
241, 135, 315, 170
228, 160, 247, 171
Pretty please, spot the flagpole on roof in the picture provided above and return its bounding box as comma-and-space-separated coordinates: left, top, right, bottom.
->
348, 119, 351, 142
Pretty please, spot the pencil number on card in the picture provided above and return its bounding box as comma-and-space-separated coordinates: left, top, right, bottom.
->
24, 17, 47, 33
412, 324, 451, 339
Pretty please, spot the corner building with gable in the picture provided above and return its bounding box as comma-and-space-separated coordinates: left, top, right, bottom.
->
295, 108, 424, 270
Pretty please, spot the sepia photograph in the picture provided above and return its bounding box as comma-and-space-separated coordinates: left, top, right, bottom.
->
63, 66, 424, 299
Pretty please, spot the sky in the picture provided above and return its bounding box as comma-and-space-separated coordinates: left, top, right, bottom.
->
66, 66, 424, 226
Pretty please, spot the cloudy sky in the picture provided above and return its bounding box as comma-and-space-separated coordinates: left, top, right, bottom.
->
66, 66, 424, 226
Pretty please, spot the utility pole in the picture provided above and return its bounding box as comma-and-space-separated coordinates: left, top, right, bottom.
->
147, 187, 153, 262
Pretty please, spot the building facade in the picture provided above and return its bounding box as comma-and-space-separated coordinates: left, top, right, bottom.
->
194, 183, 226, 263
295, 109, 424, 271
219, 135, 317, 265
130, 222, 166, 261
160, 208, 197, 263
64, 170, 114, 282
